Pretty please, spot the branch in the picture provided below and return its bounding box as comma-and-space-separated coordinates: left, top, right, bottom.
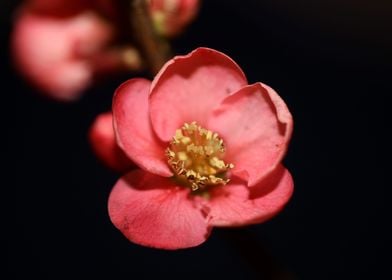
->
129, 0, 171, 75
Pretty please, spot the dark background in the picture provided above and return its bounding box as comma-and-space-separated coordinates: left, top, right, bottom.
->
4, 1, 390, 279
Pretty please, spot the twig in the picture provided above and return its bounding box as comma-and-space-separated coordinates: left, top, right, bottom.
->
128, 0, 171, 76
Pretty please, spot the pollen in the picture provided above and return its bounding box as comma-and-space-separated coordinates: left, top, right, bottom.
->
166, 122, 234, 191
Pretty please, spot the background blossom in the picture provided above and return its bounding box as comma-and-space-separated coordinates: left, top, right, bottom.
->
11, 0, 198, 101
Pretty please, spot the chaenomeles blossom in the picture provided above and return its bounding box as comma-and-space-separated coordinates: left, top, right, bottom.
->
149, 0, 199, 37
11, 0, 141, 101
108, 47, 294, 250
89, 112, 134, 173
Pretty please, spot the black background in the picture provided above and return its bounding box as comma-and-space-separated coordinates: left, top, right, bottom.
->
4, 1, 390, 279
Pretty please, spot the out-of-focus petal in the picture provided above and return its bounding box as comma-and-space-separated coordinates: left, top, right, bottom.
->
12, 9, 113, 101
149, 0, 200, 37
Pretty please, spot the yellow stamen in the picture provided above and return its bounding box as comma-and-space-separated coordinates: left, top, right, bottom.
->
166, 122, 233, 191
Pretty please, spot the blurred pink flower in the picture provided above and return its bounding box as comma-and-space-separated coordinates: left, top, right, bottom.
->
149, 0, 199, 37
11, 0, 140, 101
89, 112, 134, 173
108, 48, 294, 249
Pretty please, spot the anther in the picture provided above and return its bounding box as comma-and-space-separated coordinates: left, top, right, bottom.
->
166, 122, 233, 191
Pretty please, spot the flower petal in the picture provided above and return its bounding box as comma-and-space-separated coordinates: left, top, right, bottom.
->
207, 165, 293, 227
88, 112, 134, 173
113, 78, 172, 177
11, 9, 113, 101
149, 47, 247, 142
108, 170, 211, 249
208, 82, 293, 186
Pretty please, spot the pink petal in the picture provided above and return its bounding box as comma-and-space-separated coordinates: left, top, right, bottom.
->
11, 8, 113, 101
207, 165, 294, 227
208, 82, 293, 186
108, 170, 211, 249
88, 112, 134, 173
112, 78, 172, 177
41, 61, 93, 101
149, 47, 247, 142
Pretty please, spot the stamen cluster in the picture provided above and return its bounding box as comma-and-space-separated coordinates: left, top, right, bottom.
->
166, 122, 233, 191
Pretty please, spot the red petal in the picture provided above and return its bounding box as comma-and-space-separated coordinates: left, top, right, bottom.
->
208, 82, 293, 186
88, 112, 134, 173
207, 165, 294, 226
112, 78, 172, 177
149, 47, 247, 142
108, 170, 211, 249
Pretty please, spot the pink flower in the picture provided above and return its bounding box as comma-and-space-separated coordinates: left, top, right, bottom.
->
109, 48, 294, 249
89, 112, 134, 173
11, 1, 140, 101
149, 0, 199, 37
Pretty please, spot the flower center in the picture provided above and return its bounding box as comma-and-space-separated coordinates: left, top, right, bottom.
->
166, 122, 233, 191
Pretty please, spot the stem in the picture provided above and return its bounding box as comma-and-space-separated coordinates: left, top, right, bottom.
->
129, 0, 171, 76
96, 0, 172, 76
